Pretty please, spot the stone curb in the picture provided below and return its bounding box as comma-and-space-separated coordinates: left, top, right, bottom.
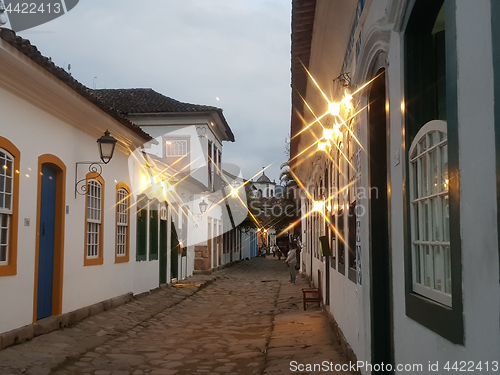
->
0, 273, 218, 352
0, 292, 133, 351
193, 258, 244, 275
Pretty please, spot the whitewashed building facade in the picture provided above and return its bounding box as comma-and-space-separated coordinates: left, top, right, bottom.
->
291, 0, 500, 372
92, 89, 244, 274
0, 26, 243, 342
0, 28, 156, 335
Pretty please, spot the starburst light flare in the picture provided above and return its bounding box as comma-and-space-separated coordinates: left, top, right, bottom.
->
312, 200, 325, 213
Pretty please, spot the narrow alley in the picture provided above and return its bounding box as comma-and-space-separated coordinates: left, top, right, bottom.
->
0, 257, 353, 375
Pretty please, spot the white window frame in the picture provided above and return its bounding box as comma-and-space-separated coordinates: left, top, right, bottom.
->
165, 139, 188, 157
409, 120, 451, 306
0, 149, 14, 265
116, 188, 128, 257
86, 179, 102, 259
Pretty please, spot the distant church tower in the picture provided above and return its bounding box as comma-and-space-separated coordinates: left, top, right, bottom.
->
252, 169, 276, 198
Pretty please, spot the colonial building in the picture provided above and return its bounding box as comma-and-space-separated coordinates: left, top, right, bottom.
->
250, 170, 277, 198
291, 0, 500, 372
0, 26, 245, 342
0, 28, 155, 335
92, 89, 240, 274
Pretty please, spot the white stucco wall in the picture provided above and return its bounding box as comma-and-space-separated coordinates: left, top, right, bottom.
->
392, 0, 500, 366
0, 84, 162, 333
298, 0, 500, 371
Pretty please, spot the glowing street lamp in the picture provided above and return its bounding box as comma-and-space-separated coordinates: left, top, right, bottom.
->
230, 187, 239, 198
342, 92, 353, 110
333, 122, 341, 139
329, 102, 341, 116
317, 141, 327, 152
312, 200, 325, 213
323, 128, 334, 141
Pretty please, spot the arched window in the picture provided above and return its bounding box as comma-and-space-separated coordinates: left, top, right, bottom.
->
0, 139, 19, 276
0, 150, 14, 266
409, 120, 450, 305
116, 183, 130, 263
85, 173, 104, 266
404, 0, 462, 344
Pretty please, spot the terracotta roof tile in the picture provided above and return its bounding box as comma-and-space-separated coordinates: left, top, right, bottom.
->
92, 88, 235, 142
91, 88, 221, 115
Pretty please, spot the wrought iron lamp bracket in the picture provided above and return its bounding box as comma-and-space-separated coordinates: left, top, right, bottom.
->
74, 161, 104, 198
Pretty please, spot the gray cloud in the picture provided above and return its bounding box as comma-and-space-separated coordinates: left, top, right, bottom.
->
20, 0, 291, 182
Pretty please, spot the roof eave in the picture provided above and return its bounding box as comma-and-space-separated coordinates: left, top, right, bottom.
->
290, 0, 317, 171
0, 28, 153, 144
127, 109, 235, 143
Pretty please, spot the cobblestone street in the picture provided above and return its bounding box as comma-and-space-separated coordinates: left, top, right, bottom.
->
0, 257, 352, 375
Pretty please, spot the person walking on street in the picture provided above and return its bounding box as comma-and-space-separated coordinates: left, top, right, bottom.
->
272, 244, 279, 259
285, 244, 297, 284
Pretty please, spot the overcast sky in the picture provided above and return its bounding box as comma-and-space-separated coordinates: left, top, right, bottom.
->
18, 0, 292, 183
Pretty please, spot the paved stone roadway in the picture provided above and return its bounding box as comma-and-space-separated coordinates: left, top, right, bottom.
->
0, 257, 353, 375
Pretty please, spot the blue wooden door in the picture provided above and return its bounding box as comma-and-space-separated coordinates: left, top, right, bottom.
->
37, 164, 57, 320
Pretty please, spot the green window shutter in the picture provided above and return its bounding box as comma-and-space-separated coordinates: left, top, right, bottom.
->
159, 218, 168, 284
136, 205, 147, 261
149, 207, 159, 260
170, 219, 179, 279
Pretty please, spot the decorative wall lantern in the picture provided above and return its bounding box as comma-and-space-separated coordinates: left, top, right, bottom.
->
75, 130, 117, 197
97, 130, 117, 164
199, 199, 208, 214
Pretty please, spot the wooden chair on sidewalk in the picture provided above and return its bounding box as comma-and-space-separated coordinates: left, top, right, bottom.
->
302, 270, 321, 310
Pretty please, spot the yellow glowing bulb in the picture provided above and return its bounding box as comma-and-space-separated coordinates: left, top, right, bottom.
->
317, 141, 327, 152
333, 123, 341, 138
323, 128, 334, 140
230, 187, 239, 198
401, 102, 406, 112
2, 165, 7, 170
257, 228, 261, 232
312, 200, 325, 213
329, 102, 341, 116
342, 93, 353, 110
264, 229, 268, 233
166, 183, 175, 192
